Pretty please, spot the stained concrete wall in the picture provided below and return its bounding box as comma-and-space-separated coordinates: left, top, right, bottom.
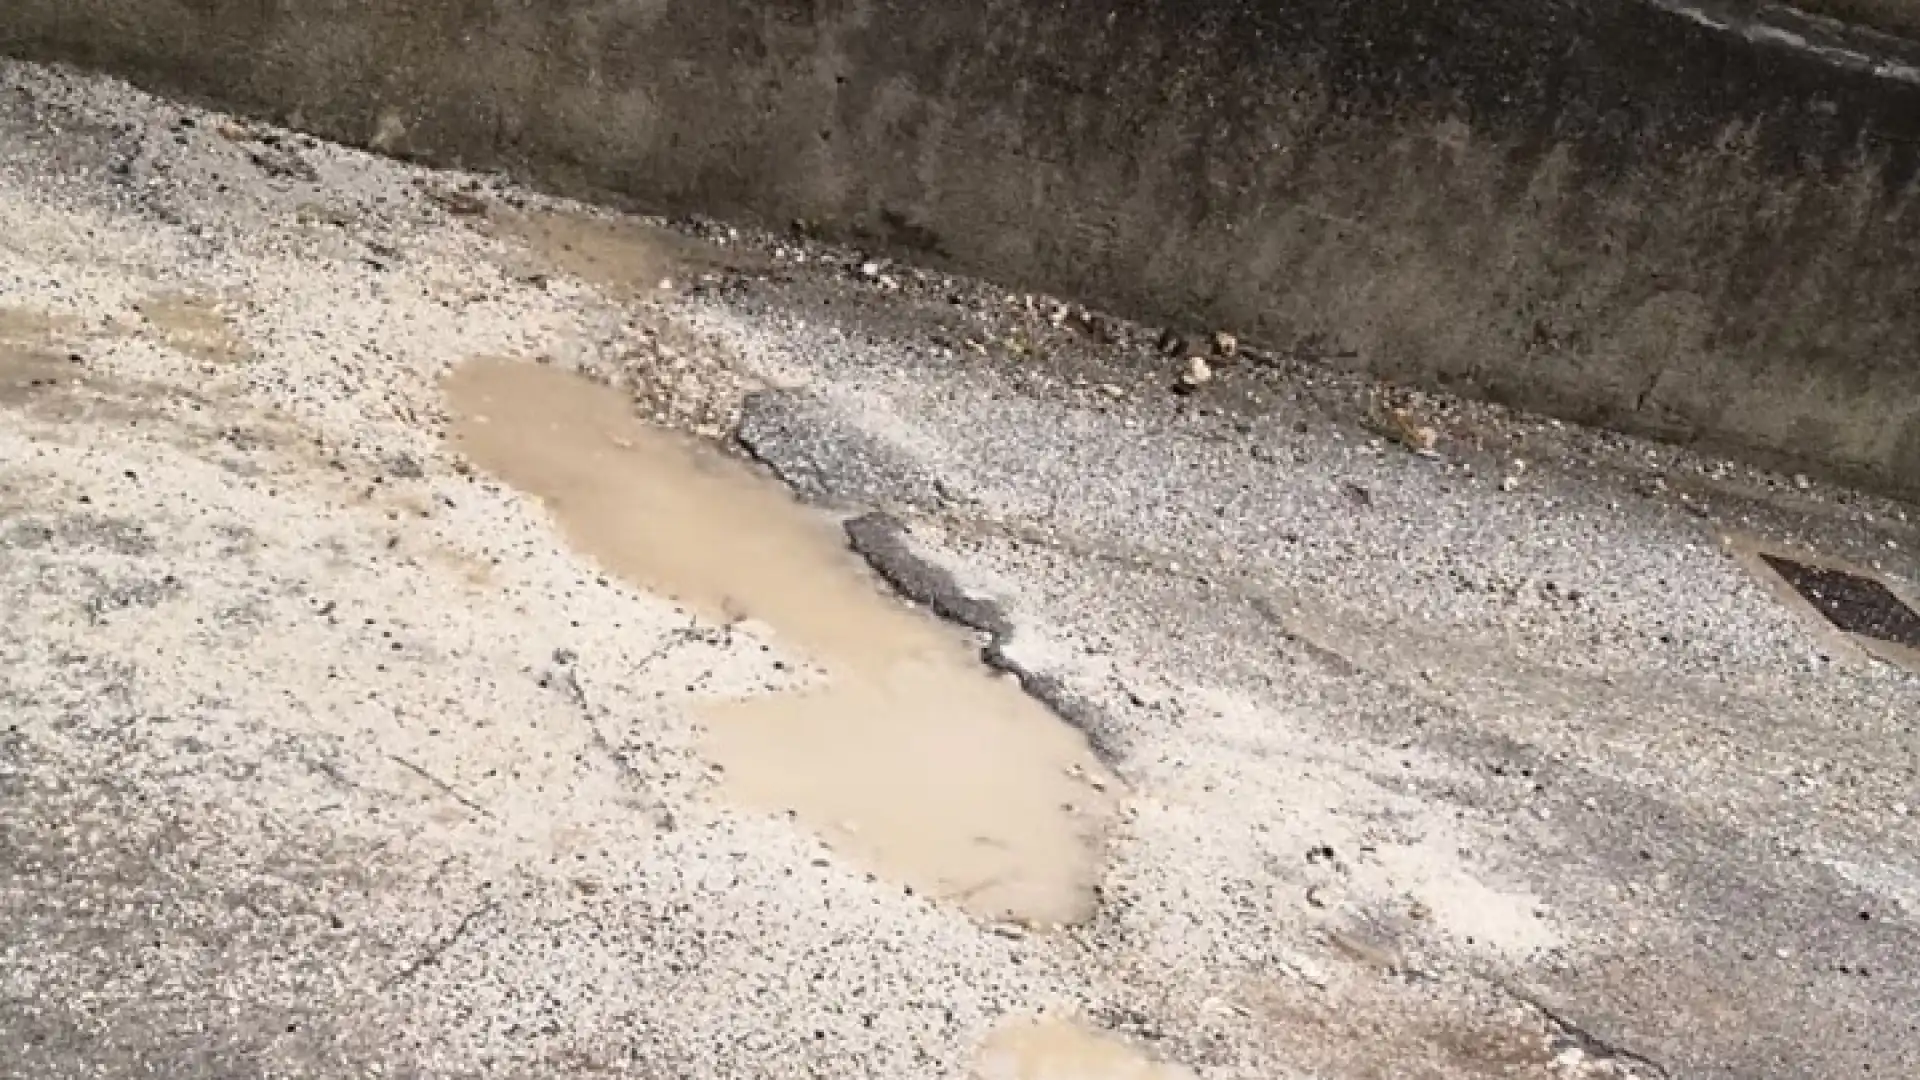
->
5, 0, 1920, 493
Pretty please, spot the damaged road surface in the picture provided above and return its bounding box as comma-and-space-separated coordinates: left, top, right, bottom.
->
1, 61, 1917, 1080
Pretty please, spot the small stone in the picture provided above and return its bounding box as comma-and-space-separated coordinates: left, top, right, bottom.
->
430, 187, 488, 216
1794, 473, 1812, 490
1211, 330, 1238, 357
1501, 475, 1520, 492
1283, 954, 1329, 989
1184, 356, 1213, 385
1381, 406, 1439, 456
1078, 310, 1117, 342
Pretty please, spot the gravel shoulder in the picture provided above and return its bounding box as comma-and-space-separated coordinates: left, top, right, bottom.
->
2, 60, 1917, 1080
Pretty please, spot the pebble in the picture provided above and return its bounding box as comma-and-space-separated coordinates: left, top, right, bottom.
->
1282, 954, 1330, 989
1552, 1046, 1586, 1070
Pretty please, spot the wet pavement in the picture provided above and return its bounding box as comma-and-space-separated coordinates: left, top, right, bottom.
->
1, 59, 1917, 1080
445, 358, 1114, 926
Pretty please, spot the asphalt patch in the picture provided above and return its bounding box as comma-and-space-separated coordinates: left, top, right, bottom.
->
1760, 553, 1920, 650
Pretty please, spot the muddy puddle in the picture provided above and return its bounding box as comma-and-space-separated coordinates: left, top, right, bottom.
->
0, 324, 155, 426
974, 1018, 1196, 1080
0, 304, 81, 347
444, 358, 1113, 925
136, 292, 249, 364
490, 208, 765, 296
0, 344, 83, 405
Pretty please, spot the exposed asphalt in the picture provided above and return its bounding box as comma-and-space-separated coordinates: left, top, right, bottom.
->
1, 58, 1917, 1080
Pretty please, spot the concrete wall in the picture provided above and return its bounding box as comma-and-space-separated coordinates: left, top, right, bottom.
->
6, 0, 1920, 493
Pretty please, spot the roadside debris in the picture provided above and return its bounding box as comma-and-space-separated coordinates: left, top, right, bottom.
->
1176, 355, 1213, 393
1367, 401, 1440, 458
422, 180, 489, 217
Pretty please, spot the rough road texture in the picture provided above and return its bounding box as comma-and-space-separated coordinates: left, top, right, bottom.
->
5, 0, 1920, 495
2, 61, 1919, 1080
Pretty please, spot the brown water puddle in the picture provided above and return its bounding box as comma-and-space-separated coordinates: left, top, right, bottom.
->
136, 292, 249, 364
0, 304, 82, 347
975, 1018, 1197, 1080
0, 345, 84, 407
490, 208, 766, 297
444, 358, 1113, 925
0, 339, 169, 427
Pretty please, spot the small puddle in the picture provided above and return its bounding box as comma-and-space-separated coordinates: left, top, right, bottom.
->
491, 209, 765, 297
0, 341, 159, 426
0, 345, 82, 406
445, 358, 1113, 925
136, 292, 249, 364
975, 1018, 1197, 1080
0, 304, 81, 347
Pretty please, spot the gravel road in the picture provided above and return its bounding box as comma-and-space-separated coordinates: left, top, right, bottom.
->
1, 59, 1916, 1080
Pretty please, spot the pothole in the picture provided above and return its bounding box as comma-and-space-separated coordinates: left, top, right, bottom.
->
973, 1017, 1196, 1080
0, 342, 170, 426
489, 207, 767, 298
0, 304, 82, 346
491, 208, 756, 435
135, 292, 250, 365
443, 357, 1115, 926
